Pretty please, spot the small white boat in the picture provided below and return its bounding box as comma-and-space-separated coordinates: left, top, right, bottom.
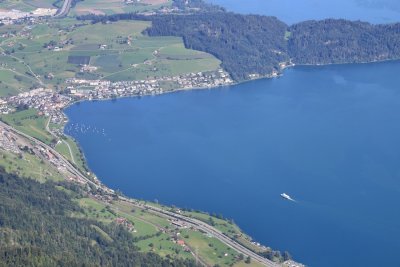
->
280, 193, 295, 201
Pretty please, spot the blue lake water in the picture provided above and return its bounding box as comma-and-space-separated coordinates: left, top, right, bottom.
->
65, 61, 400, 267
206, 0, 400, 24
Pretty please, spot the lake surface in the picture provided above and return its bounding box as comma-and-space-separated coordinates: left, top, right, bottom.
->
206, 0, 400, 24
65, 61, 400, 267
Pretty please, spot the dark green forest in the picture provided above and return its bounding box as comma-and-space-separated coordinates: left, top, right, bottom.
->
288, 19, 400, 64
145, 13, 289, 81
147, 15, 400, 80
0, 169, 199, 267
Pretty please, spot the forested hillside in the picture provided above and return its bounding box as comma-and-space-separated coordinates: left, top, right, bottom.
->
288, 19, 400, 64
73, 0, 400, 81
146, 13, 289, 81
0, 169, 199, 267
144, 15, 400, 81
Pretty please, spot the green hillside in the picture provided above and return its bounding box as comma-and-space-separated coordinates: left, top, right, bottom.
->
0, 168, 200, 267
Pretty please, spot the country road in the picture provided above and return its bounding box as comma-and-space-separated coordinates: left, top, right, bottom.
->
46, 117, 76, 164
55, 0, 72, 17
0, 120, 303, 267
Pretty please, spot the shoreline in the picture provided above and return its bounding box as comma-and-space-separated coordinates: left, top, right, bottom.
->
49, 57, 400, 266
58, 77, 288, 265
62, 56, 400, 112
0, 117, 293, 266
293, 57, 400, 68
59, 56, 400, 188
54, 89, 296, 266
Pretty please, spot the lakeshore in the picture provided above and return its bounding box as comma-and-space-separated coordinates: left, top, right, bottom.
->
0, 0, 400, 265
0, 101, 303, 267
0, 63, 305, 266
2, 59, 399, 267
65, 60, 400, 267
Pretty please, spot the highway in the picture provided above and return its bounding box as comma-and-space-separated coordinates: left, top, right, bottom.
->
54, 0, 73, 17
0, 120, 282, 267
125, 199, 279, 267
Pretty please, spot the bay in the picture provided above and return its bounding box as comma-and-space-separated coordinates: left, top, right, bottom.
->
65, 61, 400, 266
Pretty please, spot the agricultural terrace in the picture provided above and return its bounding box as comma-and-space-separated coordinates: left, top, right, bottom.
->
0, 19, 221, 96
71, 0, 172, 16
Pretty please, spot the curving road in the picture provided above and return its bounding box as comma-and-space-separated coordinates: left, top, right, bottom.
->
124, 200, 280, 267
54, 0, 73, 17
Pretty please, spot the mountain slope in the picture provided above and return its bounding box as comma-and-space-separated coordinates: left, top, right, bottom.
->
0, 169, 199, 267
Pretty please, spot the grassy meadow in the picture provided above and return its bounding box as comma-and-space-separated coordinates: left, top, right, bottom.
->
0, 109, 54, 144
0, 19, 220, 95
0, 149, 64, 182
70, 0, 172, 16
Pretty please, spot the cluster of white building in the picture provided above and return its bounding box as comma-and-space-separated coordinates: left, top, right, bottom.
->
0, 99, 12, 114
0, 128, 20, 154
0, 8, 56, 25
3, 88, 71, 124
66, 70, 233, 100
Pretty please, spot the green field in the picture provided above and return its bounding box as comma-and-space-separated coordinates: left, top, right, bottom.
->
181, 210, 273, 255
180, 229, 240, 266
76, 197, 195, 260
54, 140, 70, 158
235, 261, 265, 267
56, 135, 87, 173
0, 109, 54, 145
0, 149, 64, 182
0, 19, 221, 95
0, 56, 41, 96
74, 198, 118, 222
0, 70, 28, 96
70, 0, 172, 16
114, 201, 172, 228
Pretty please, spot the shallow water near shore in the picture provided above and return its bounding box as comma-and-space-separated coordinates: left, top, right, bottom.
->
65, 61, 400, 267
